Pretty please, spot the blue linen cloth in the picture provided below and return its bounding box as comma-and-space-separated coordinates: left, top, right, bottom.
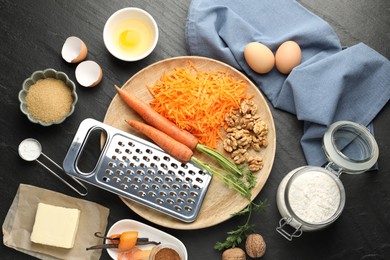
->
185, 0, 390, 166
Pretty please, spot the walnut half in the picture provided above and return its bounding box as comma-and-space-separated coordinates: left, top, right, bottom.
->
248, 156, 264, 172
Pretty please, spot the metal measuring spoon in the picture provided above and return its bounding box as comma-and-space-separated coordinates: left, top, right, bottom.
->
18, 138, 88, 196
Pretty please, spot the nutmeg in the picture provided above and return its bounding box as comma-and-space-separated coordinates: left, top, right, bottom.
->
222, 247, 246, 260
245, 233, 266, 258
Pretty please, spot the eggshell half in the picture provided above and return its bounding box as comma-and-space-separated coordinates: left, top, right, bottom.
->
75, 60, 103, 87
61, 36, 88, 63
244, 42, 275, 74
275, 41, 302, 74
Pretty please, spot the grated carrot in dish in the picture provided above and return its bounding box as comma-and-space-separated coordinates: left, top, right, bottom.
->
147, 61, 247, 148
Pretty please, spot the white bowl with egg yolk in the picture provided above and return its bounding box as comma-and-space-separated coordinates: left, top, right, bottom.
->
103, 7, 159, 61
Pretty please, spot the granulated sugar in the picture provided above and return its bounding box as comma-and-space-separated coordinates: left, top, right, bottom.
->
26, 78, 73, 123
288, 170, 341, 224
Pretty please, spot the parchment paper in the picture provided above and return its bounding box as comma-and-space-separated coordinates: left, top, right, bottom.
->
2, 184, 110, 260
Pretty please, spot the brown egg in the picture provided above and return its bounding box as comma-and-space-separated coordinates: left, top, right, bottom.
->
275, 41, 302, 74
244, 42, 275, 74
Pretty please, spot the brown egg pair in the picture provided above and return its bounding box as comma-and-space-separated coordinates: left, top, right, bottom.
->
244, 41, 302, 74
61, 36, 103, 87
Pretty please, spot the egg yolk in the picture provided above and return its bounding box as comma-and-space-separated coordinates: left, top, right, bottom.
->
113, 18, 152, 57
119, 30, 140, 48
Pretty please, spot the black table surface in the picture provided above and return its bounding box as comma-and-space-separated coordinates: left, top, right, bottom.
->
1, 1, 389, 259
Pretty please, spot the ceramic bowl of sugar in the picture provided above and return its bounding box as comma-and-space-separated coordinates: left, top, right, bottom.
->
19, 68, 78, 126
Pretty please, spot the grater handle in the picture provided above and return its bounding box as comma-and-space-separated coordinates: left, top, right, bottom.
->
63, 118, 111, 176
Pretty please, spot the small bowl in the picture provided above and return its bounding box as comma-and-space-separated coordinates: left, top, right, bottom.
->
103, 7, 159, 61
19, 69, 78, 126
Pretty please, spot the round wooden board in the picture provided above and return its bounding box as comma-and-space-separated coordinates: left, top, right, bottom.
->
103, 56, 276, 229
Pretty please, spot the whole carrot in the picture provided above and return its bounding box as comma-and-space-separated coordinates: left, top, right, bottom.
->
115, 85, 198, 150
126, 119, 194, 163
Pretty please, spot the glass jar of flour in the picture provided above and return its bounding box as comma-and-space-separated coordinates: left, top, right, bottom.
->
276, 121, 379, 240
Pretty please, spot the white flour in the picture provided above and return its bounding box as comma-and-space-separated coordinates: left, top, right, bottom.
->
19, 139, 41, 161
288, 170, 341, 224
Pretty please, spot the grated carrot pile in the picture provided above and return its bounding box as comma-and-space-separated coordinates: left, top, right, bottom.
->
147, 61, 247, 148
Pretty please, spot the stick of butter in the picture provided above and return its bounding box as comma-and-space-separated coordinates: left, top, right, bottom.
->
30, 203, 81, 249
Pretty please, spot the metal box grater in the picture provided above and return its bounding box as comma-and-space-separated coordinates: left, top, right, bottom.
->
63, 118, 212, 222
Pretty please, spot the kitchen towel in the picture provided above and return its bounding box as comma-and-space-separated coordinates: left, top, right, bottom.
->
185, 0, 390, 166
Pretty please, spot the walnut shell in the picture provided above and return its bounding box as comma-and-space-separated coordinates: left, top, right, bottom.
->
222, 247, 246, 260
245, 233, 266, 258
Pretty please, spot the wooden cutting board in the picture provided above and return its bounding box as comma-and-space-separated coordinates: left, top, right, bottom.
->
103, 56, 276, 229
